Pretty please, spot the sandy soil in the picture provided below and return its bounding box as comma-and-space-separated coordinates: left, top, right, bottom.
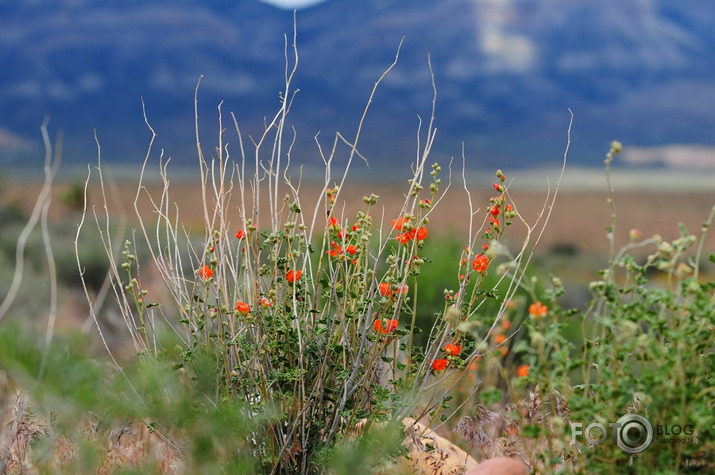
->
4, 177, 714, 258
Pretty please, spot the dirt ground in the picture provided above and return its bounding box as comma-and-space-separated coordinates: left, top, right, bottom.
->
4, 176, 714, 258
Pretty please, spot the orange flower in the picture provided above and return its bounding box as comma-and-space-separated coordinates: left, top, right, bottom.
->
378, 282, 408, 297
373, 319, 398, 334
415, 227, 428, 241
327, 241, 342, 257
529, 301, 548, 319
516, 365, 529, 378
445, 343, 461, 356
328, 216, 339, 228
235, 302, 250, 314
396, 232, 411, 244
396, 227, 428, 244
235, 230, 246, 239
501, 319, 512, 331
431, 358, 449, 371
490, 205, 500, 216
286, 269, 302, 283
346, 245, 358, 255
468, 356, 482, 371
198, 265, 213, 280
472, 254, 489, 273
495, 333, 508, 356
378, 282, 392, 297
391, 216, 408, 230
258, 297, 273, 308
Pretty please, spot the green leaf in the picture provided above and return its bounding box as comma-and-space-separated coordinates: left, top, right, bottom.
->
522, 424, 542, 438
513, 340, 531, 354
481, 387, 502, 405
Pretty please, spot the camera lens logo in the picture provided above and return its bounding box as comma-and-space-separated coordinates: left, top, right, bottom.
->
615, 414, 653, 454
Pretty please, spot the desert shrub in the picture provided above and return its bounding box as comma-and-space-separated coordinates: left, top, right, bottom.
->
68, 37, 550, 473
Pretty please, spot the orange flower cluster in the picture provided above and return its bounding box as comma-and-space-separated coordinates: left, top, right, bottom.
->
325, 216, 362, 264
373, 318, 398, 334
396, 227, 428, 244
391, 217, 408, 230
327, 241, 342, 257
392, 215, 428, 244
326, 241, 359, 258
432, 343, 462, 371
529, 301, 548, 319
378, 282, 409, 297
198, 265, 213, 280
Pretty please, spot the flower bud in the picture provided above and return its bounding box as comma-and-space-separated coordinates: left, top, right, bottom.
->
675, 262, 693, 279
457, 320, 481, 335
657, 241, 674, 258
617, 320, 639, 341
589, 281, 606, 294
530, 331, 545, 347
673, 235, 696, 250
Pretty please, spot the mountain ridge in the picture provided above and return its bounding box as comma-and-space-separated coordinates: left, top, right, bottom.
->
1, 0, 714, 170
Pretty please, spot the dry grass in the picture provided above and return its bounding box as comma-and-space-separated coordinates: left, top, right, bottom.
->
0, 378, 183, 474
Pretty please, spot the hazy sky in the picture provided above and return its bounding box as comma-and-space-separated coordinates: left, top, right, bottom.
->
259, 0, 330, 9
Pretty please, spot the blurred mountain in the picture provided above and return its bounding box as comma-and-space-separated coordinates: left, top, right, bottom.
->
2, 0, 714, 171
